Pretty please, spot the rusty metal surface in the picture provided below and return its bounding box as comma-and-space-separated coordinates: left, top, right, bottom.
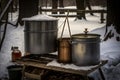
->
24, 67, 93, 80
16, 55, 108, 76
20, 54, 57, 64
58, 38, 72, 63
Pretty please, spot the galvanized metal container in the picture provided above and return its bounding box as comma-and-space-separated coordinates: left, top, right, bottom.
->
71, 33, 101, 66
23, 15, 58, 54
58, 38, 72, 63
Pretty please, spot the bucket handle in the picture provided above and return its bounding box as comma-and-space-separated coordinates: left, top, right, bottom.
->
60, 11, 72, 39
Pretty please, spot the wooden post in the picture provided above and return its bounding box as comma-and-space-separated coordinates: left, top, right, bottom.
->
39, 6, 42, 14
76, 0, 86, 19
85, 0, 94, 15
59, 0, 64, 14
52, 0, 58, 14
18, 0, 39, 25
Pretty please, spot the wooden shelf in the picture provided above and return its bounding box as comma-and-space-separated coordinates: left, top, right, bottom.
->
16, 59, 108, 76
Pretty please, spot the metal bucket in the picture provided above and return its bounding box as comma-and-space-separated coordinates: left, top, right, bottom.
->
7, 65, 23, 80
23, 15, 58, 54
71, 33, 100, 66
58, 38, 72, 63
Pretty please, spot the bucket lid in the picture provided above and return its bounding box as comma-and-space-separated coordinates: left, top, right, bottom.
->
72, 34, 101, 42
72, 33, 100, 39
22, 14, 58, 21
7, 65, 23, 70
72, 29, 100, 42
72, 28, 100, 39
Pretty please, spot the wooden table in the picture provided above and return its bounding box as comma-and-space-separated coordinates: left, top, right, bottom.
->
15, 56, 108, 80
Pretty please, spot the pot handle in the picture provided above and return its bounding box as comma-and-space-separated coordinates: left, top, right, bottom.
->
60, 11, 72, 39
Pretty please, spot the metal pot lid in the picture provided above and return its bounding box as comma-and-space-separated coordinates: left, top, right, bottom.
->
72, 34, 100, 39
72, 28, 100, 39
22, 14, 58, 21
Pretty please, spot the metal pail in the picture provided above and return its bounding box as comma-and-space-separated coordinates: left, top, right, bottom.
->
58, 38, 72, 63
7, 65, 23, 80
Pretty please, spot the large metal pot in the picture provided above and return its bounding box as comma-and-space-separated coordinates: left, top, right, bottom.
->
71, 30, 100, 66
23, 15, 58, 54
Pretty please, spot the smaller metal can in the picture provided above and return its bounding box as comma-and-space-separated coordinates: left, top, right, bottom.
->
58, 38, 72, 63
